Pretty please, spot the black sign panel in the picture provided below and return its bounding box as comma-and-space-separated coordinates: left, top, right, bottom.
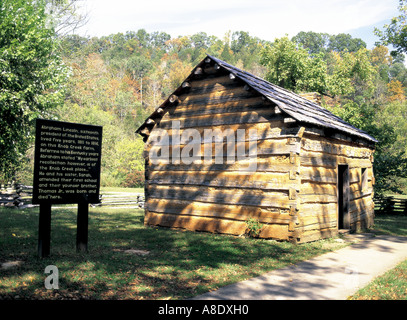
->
33, 119, 102, 204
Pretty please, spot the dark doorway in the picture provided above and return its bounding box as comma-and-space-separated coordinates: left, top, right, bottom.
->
338, 165, 350, 229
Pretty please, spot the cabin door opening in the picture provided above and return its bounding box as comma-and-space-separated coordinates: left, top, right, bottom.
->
338, 165, 350, 229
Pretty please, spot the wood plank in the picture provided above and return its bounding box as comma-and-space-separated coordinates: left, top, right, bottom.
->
169, 96, 265, 114
188, 74, 234, 88
299, 194, 337, 203
148, 155, 297, 173
300, 153, 337, 168
296, 212, 338, 228
296, 228, 338, 243
179, 86, 260, 107
145, 211, 247, 236
146, 184, 297, 208
147, 137, 301, 160
170, 99, 269, 118
145, 211, 290, 239
349, 196, 374, 214
147, 121, 302, 145
145, 198, 291, 224
300, 203, 337, 217
300, 182, 337, 196
186, 75, 243, 95
350, 209, 374, 225
158, 109, 286, 129
147, 170, 299, 190
300, 151, 373, 169
301, 138, 373, 158
300, 167, 337, 183
295, 220, 338, 232
303, 127, 375, 149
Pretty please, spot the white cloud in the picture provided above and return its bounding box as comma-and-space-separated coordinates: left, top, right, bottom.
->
76, 0, 399, 42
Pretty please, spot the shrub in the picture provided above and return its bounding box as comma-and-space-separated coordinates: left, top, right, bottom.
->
245, 218, 264, 238
123, 170, 144, 188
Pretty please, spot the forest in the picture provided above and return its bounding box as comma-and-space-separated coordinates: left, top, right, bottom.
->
2, 0, 407, 195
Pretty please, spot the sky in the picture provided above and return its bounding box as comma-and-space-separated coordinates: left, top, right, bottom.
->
75, 0, 400, 49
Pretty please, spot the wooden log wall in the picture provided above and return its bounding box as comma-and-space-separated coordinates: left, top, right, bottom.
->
296, 130, 375, 243
143, 60, 376, 243
144, 64, 303, 241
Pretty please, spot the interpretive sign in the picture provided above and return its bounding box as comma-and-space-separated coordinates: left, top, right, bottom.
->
32, 119, 103, 257
33, 119, 102, 204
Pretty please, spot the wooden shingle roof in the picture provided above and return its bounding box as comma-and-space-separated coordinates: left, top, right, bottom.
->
136, 55, 378, 144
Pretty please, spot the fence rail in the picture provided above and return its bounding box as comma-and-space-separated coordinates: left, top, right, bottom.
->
2, 183, 402, 214
374, 196, 407, 215
0, 184, 144, 209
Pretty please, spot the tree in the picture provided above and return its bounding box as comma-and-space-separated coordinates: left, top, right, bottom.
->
45, 0, 89, 37
260, 36, 327, 94
328, 33, 366, 53
0, 0, 68, 181
292, 31, 330, 55
327, 101, 407, 195
375, 0, 407, 55
387, 80, 406, 102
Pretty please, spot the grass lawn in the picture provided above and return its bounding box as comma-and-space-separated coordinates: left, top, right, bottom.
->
0, 205, 348, 300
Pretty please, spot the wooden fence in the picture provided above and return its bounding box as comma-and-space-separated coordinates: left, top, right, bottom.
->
374, 196, 407, 215
0, 184, 144, 209
0, 184, 34, 208
1, 183, 402, 214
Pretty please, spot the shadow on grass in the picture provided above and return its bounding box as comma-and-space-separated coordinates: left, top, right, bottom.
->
0, 206, 343, 300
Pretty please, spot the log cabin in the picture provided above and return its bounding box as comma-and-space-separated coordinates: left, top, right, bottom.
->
136, 55, 377, 243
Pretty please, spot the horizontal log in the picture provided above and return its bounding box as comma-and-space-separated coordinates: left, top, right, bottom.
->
147, 121, 302, 144
145, 211, 246, 236
300, 151, 373, 169
300, 182, 337, 196
301, 138, 373, 158
145, 211, 290, 239
146, 184, 298, 208
148, 155, 297, 173
300, 153, 337, 168
147, 170, 299, 190
147, 137, 301, 159
350, 209, 374, 225
158, 109, 286, 129
180, 84, 259, 105
187, 74, 234, 88
300, 167, 337, 183
296, 212, 338, 228
349, 195, 374, 214
300, 194, 337, 204
295, 220, 338, 232
170, 99, 269, 118
145, 198, 291, 224
300, 167, 371, 185
303, 127, 375, 149
186, 75, 243, 95
295, 227, 338, 243
168, 96, 264, 113
300, 203, 337, 217
350, 188, 373, 201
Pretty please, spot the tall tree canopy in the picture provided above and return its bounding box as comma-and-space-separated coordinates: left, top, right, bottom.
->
0, 0, 68, 180
375, 0, 407, 55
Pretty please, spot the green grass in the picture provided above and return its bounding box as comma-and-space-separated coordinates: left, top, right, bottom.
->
0, 206, 348, 300
371, 214, 407, 237
350, 259, 407, 300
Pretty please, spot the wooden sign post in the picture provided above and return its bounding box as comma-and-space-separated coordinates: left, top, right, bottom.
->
32, 119, 102, 257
